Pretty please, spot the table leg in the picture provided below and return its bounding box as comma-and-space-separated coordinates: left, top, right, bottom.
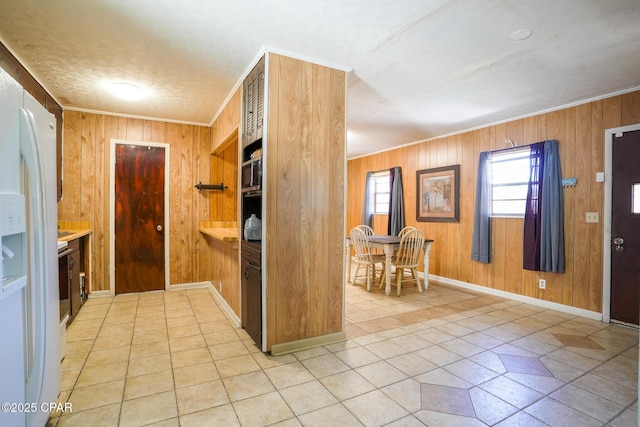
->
384, 244, 393, 296
345, 239, 352, 283
423, 242, 431, 289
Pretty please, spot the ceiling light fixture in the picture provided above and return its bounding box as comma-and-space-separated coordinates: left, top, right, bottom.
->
108, 82, 147, 101
510, 28, 533, 41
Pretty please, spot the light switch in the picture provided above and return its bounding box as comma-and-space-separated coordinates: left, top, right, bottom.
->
596, 172, 605, 183
586, 212, 599, 223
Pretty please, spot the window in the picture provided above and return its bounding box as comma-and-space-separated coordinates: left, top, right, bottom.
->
490, 149, 530, 217
371, 171, 390, 214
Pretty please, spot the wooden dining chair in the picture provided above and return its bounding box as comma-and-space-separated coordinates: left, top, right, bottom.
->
398, 226, 416, 237
356, 224, 375, 235
380, 228, 425, 296
356, 224, 383, 254
350, 227, 385, 291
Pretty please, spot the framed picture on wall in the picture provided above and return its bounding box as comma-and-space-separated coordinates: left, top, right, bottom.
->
416, 165, 460, 222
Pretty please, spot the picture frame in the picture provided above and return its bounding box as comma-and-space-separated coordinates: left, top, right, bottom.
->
416, 165, 460, 222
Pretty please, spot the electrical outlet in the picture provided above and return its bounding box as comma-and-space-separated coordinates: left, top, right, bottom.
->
586, 212, 599, 223
539, 279, 546, 289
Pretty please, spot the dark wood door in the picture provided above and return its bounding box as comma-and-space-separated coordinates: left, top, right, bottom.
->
115, 144, 165, 294
610, 129, 640, 325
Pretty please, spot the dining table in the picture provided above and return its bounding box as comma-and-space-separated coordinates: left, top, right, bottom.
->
345, 234, 434, 296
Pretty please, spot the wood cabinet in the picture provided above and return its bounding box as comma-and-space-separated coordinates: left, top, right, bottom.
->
241, 56, 265, 147
240, 53, 346, 354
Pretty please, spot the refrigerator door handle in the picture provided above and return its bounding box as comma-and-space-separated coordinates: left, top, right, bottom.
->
19, 107, 47, 416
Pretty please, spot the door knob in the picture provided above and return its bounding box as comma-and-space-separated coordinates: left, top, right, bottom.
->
613, 237, 624, 252
157, 225, 163, 232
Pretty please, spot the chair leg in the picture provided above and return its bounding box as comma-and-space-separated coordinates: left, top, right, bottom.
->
413, 268, 423, 293
365, 265, 371, 292
352, 264, 361, 286
396, 269, 402, 296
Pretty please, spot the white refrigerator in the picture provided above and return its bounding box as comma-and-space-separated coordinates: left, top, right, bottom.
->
0, 67, 61, 427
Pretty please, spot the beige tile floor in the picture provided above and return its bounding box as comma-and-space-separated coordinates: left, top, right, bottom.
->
47, 277, 638, 426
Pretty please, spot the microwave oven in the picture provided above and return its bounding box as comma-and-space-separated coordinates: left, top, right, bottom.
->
241, 155, 262, 194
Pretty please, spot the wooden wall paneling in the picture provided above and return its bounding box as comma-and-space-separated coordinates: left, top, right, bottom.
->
80, 113, 96, 223
572, 103, 591, 309
181, 125, 196, 285
588, 101, 604, 311
275, 55, 304, 344
621, 92, 640, 125
327, 67, 345, 334
523, 116, 538, 144
197, 128, 212, 283
92, 115, 105, 292
125, 118, 143, 141
562, 107, 577, 306
298, 59, 313, 338
602, 96, 622, 130
266, 54, 280, 351
211, 89, 241, 152
142, 120, 153, 142
166, 123, 183, 285
222, 141, 237, 221
211, 239, 239, 315
446, 136, 461, 279
458, 132, 474, 283
61, 111, 81, 220
306, 63, 325, 336
192, 126, 203, 280
308, 63, 328, 336
502, 218, 523, 296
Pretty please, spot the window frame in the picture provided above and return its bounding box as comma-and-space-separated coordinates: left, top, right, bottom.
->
371, 170, 391, 215
490, 148, 531, 218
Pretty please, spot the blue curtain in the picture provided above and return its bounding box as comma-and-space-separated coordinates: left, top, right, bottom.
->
361, 171, 373, 227
523, 140, 564, 272
540, 140, 564, 272
523, 142, 544, 270
388, 166, 405, 235
471, 152, 492, 263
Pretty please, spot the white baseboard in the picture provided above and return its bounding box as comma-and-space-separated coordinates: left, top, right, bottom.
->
87, 290, 111, 298
168, 281, 211, 291
174, 281, 242, 327
208, 283, 242, 327
428, 274, 603, 321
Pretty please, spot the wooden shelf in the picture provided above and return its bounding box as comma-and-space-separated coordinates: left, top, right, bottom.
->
200, 227, 238, 242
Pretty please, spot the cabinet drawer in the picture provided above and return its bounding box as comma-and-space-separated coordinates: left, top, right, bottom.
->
67, 238, 80, 252
241, 241, 261, 266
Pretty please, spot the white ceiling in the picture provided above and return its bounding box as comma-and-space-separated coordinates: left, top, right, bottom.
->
1, 0, 639, 158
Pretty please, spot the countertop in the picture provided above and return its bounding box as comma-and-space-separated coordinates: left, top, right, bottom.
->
57, 229, 92, 241
199, 227, 238, 242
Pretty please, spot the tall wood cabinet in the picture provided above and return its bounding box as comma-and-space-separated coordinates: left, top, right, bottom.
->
240, 53, 346, 354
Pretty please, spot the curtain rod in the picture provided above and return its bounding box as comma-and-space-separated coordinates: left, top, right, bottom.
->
487, 139, 532, 155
